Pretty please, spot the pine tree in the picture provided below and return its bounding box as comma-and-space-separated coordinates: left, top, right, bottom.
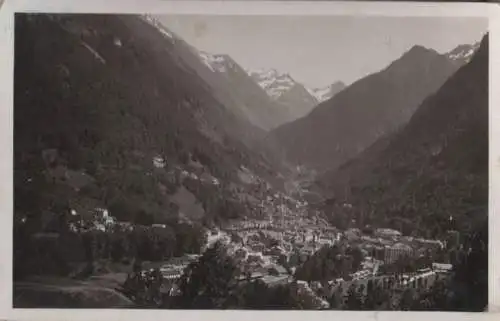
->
328, 286, 344, 310
364, 279, 389, 310
176, 241, 239, 309
344, 284, 363, 310
399, 288, 416, 311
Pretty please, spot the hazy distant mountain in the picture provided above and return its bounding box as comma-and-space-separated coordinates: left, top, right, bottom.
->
275, 83, 320, 120
308, 81, 346, 102
318, 34, 488, 238
249, 68, 319, 121
269, 43, 462, 171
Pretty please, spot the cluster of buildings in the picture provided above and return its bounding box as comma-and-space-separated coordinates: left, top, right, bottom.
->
327, 267, 448, 298
344, 227, 445, 265
300, 228, 456, 301
67, 208, 118, 233
141, 254, 200, 281
216, 208, 454, 302
350, 257, 381, 281
129, 214, 454, 309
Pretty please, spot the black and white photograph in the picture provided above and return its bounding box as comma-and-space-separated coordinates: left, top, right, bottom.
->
10, 2, 491, 313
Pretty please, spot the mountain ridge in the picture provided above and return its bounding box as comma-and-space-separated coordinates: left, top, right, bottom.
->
317, 34, 489, 237
269, 42, 465, 171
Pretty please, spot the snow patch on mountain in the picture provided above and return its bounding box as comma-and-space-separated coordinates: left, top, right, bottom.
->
141, 15, 174, 40
248, 68, 344, 103
446, 41, 480, 64
198, 51, 239, 75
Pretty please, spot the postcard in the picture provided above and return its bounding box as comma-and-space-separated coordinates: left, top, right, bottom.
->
0, 1, 498, 321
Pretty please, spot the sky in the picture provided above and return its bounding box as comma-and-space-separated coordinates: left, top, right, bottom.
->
157, 15, 487, 88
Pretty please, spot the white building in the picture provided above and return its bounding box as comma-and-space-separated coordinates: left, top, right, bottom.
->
105, 216, 116, 226
153, 156, 166, 168
432, 263, 453, 273
113, 37, 122, 47
152, 224, 167, 228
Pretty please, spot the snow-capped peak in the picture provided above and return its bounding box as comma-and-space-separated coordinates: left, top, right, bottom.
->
248, 68, 297, 99
198, 51, 237, 74
140, 15, 174, 41
446, 41, 480, 64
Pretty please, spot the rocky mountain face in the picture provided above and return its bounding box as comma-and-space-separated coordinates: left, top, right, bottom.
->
317, 35, 488, 238
269, 44, 463, 171
14, 14, 289, 228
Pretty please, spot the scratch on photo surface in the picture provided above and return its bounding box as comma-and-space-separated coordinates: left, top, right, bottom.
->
81, 41, 106, 64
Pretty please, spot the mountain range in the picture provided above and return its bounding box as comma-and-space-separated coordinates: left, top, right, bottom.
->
14, 12, 487, 235
191, 41, 479, 135
197, 51, 343, 128
268, 41, 479, 171
316, 34, 488, 238
192, 39, 478, 134
249, 68, 346, 120
196, 48, 347, 129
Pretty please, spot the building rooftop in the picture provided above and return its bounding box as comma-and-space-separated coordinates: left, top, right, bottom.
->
432, 263, 453, 271
375, 228, 402, 236
261, 275, 290, 286
391, 242, 413, 250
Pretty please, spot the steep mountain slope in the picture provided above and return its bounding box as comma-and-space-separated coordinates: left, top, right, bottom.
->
153, 16, 295, 131
141, 15, 277, 149
275, 83, 319, 120
318, 34, 488, 238
309, 81, 346, 103
249, 69, 319, 122
197, 51, 292, 130
14, 13, 287, 227
269, 44, 463, 171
